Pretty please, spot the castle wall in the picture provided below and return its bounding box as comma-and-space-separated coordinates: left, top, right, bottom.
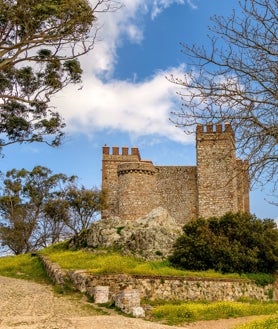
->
101, 123, 250, 223
236, 159, 250, 213
156, 166, 198, 224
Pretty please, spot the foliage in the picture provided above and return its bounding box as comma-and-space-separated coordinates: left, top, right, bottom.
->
245, 273, 276, 287
169, 212, 278, 274
43, 185, 106, 235
0, 253, 49, 283
0, 0, 117, 152
151, 301, 278, 325
169, 0, 278, 187
63, 185, 106, 234
0, 166, 105, 254
40, 247, 251, 279
0, 166, 74, 254
236, 315, 278, 329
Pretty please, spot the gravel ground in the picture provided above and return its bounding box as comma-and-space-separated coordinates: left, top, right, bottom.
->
0, 276, 263, 329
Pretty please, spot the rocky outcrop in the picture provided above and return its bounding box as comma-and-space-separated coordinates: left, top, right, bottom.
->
71, 207, 183, 260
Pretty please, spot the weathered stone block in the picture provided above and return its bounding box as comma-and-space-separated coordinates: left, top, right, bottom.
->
115, 289, 141, 314
132, 306, 145, 318
93, 286, 109, 304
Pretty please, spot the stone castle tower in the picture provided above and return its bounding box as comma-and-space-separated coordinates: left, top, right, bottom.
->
101, 123, 249, 224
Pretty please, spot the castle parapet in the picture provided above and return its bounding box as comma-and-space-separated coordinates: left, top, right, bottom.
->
102, 146, 141, 160
118, 162, 156, 176
196, 123, 234, 133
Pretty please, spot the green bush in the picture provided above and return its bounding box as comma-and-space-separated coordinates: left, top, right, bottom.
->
169, 212, 278, 274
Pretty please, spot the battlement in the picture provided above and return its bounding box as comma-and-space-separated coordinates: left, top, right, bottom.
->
196, 123, 234, 134
103, 145, 141, 160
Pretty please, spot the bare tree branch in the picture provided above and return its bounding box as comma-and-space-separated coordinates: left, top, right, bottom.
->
169, 0, 278, 188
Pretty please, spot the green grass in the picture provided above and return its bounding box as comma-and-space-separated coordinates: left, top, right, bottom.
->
151, 301, 278, 325
0, 253, 50, 283
40, 246, 275, 286
1, 246, 277, 326
235, 315, 278, 329
40, 246, 248, 279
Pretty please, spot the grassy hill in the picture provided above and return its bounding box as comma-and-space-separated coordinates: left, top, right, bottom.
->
0, 245, 278, 328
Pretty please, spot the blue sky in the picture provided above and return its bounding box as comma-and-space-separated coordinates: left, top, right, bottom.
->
2, 0, 277, 219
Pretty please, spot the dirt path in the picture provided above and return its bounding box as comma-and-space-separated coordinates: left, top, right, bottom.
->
0, 276, 263, 329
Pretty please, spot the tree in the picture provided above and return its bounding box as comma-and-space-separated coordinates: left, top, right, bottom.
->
64, 185, 106, 234
0, 166, 75, 254
169, 212, 278, 274
169, 0, 278, 187
43, 185, 106, 235
0, 0, 117, 153
0, 166, 106, 254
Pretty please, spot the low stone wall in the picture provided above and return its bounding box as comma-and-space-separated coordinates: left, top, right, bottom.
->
39, 255, 276, 303
68, 272, 274, 302
40, 255, 67, 286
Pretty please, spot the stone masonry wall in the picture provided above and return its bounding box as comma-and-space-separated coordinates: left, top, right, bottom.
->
156, 166, 198, 224
118, 162, 160, 221
101, 124, 250, 223
102, 146, 141, 219
40, 256, 276, 303
69, 273, 275, 302
196, 123, 238, 218
236, 159, 250, 213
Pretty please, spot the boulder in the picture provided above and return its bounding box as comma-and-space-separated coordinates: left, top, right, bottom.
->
76, 207, 183, 260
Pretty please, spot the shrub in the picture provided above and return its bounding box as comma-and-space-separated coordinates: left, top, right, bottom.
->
152, 301, 278, 325
169, 213, 278, 274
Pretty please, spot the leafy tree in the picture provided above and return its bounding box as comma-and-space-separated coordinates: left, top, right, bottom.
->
169, 212, 278, 274
0, 0, 117, 152
169, 0, 278, 187
39, 198, 71, 247
64, 185, 106, 234
0, 166, 75, 254
0, 166, 106, 254
43, 185, 106, 235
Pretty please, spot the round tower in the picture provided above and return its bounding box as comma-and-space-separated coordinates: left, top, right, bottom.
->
117, 162, 159, 221
101, 146, 141, 219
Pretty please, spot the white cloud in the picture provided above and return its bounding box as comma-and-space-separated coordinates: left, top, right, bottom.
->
151, 0, 186, 19
151, 0, 197, 19
84, 0, 146, 77
87, 0, 196, 77
53, 65, 191, 144
52, 1, 197, 144
186, 0, 198, 10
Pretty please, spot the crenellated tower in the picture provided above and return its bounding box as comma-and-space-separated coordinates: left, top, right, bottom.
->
102, 146, 141, 218
196, 123, 249, 218
101, 146, 159, 220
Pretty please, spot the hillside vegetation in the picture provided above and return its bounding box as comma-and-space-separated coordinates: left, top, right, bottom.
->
0, 247, 278, 328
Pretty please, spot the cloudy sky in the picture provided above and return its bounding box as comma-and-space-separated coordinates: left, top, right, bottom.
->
2, 0, 277, 219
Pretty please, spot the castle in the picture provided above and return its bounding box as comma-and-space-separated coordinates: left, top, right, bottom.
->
102, 123, 249, 225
